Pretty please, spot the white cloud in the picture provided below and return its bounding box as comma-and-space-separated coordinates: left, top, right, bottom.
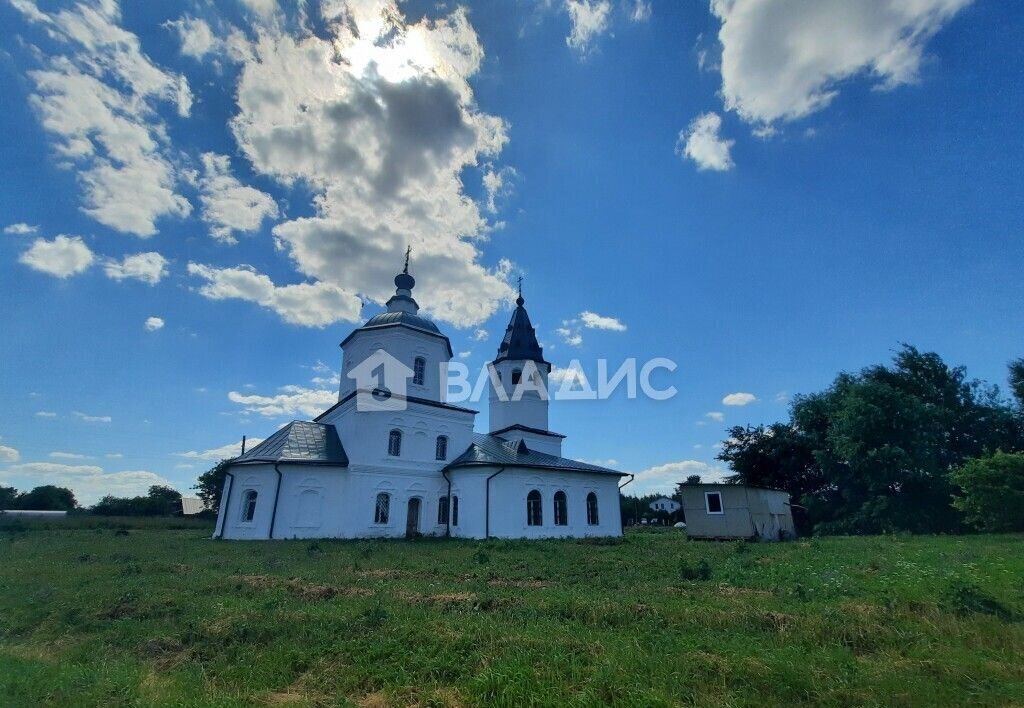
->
630, 0, 652, 23
548, 362, 589, 388
103, 252, 168, 284
709, 0, 975, 127
144, 316, 164, 332
472, 329, 489, 342
0, 445, 20, 463
198, 152, 279, 244
482, 165, 517, 213
579, 310, 626, 331
629, 459, 730, 496
49, 451, 87, 460
458, 351, 471, 359
566, 0, 612, 55
72, 411, 112, 423
164, 16, 221, 60
705, 411, 725, 422
12, 0, 193, 236
188, 263, 362, 328
177, 438, 258, 461
677, 112, 734, 172
556, 326, 584, 347
105, 453, 123, 459
722, 392, 756, 406
19, 235, 95, 278
228, 386, 336, 418
219, 2, 514, 327
35, 411, 57, 418
4, 222, 38, 235
0, 462, 174, 506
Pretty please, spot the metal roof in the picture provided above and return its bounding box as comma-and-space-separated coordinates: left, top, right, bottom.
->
494, 296, 548, 365
446, 433, 623, 476
339, 310, 453, 356
232, 421, 348, 466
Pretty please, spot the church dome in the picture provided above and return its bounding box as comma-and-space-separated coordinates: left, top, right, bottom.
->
361, 310, 441, 335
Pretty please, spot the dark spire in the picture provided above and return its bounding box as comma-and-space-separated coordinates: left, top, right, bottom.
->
393, 246, 415, 293
494, 283, 547, 365
403, 245, 411, 274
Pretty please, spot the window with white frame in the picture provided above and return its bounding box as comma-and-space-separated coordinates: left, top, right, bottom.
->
553, 490, 568, 526
526, 489, 542, 526
388, 429, 402, 456
374, 492, 390, 524
413, 357, 426, 386
241, 490, 258, 522
705, 491, 723, 514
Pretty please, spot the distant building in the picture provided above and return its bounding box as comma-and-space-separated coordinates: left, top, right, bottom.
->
649, 497, 681, 514
678, 484, 795, 541
181, 497, 207, 516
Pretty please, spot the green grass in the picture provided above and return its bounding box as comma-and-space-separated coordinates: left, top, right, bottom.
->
1, 519, 1022, 707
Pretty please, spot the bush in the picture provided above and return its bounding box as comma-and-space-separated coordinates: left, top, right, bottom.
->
950, 452, 1024, 532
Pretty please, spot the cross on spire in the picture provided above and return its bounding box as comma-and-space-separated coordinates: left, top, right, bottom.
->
403, 245, 411, 274
517, 275, 522, 297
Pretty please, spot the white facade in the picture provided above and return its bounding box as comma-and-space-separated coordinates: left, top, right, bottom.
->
214, 267, 625, 541
649, 497, 681, 513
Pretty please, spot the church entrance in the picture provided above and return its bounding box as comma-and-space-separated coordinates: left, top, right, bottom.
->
405, 497, 421, 538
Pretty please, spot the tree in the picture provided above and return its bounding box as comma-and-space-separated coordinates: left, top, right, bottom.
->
145, 486, 182, 516
195, 460, 232, 511
0, 486, 18, 510
91, 486, 183, 516
1009, 358, 1024, 408
950, 452, 1024, 532
17, 485, 77, 511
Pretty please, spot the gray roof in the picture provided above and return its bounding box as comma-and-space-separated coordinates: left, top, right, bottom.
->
446, 433, 623, 476
232, 421, 348, 466
494, 295, 547, 365
339, 310, 452, 356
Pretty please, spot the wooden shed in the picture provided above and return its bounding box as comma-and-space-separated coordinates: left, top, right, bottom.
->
678, 484, 795, 541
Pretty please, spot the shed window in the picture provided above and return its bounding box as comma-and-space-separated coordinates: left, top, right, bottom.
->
413, 357, 426, 386
374, 493, 391, 524
388, 429, 402, 457
586, 492, 599, 525
526, 489, 542, 526
553, 490, 568, 526
705, 491, 723, 514
241, 490, 258, 522
435, 435, 448, 461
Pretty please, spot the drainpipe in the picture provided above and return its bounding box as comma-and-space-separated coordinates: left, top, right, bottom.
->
441, 468, 452, 538
617, 474, 635, 536
216, 469, 235, 539
484, 466, 506, 540
269, 463, 283, 540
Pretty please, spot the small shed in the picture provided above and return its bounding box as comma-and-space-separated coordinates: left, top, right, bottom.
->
678, 484, 795, 541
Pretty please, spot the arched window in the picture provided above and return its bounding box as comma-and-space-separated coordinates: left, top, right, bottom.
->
526, 489, 542, 526
241, 490, 258, 522
435, 435, 448, 461
437, 495, 449, 524
452, 496, 459, 527
512, 368, 522, 385
413, 357, 426, 386
388, 429, 402, 457
586, 492, 599, 525
374, 492, 390, 524
553, 490, 568, 526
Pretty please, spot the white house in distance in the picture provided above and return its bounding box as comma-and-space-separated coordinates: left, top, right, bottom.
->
214, 262, 626, 540
649, 497, 680, 514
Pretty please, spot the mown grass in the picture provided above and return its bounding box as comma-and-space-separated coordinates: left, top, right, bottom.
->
1, 519, 1022, 707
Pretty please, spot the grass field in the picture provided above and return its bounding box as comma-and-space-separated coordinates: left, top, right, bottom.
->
1, 517, 1022, 707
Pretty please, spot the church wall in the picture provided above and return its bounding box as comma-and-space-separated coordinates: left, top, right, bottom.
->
498, 429, 563, 457
216, 464, 277, 540
340, 329, 452, 402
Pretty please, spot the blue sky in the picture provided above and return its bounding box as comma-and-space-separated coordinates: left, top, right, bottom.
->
1, 0, 1022, 502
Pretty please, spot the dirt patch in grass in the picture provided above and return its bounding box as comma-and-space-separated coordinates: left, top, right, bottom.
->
485, 578, 552, 589
235, 574, 373, 601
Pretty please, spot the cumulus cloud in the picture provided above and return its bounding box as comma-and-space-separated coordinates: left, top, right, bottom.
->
0, 462, 175, 506
19, 235, 95, 278
164, 16, 221, 60
580, 310, 626, 331
144, 316, 164, 332
4, 222, 38, 235
49, 451, 87, 460
198, 152, 279, 244
548, 362, 590, 388
177, 438, 259, 461
557, 310, 626, 345
199, 1, 516, 327
630, 459, 730, 496
722, 392, 756, 406
709, 0, 975, 128
472, 329, 489, 342
0, 445, 20, 463
677, 112, 734, 172
103, 251, 168, 284
566, 0, 612, 55
482, 166, 517, 214
188, 262, 362, 328
11, 0, 193, 236
227, 386, 336, 418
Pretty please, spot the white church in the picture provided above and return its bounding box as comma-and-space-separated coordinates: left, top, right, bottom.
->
214, 262, 625, 540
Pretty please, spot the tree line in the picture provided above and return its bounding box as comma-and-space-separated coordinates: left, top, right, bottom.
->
1, 484, 184, 517
717, 346, 1024, 535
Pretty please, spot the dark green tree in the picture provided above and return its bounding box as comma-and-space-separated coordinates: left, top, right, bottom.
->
0, 485, 19, 509
1009, 358, 1024, 408
950, 451, 1024, 532
194, 460, 232, 511
17, 485, 77, 511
